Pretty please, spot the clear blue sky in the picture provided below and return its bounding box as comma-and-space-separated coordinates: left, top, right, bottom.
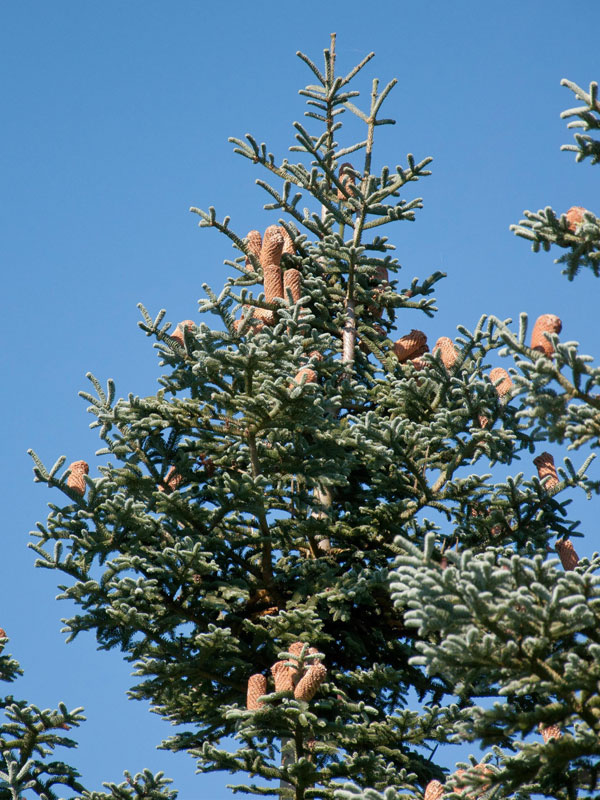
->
2, 2, 599, 798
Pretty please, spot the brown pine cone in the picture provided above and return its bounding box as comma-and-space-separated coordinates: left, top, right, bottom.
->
260, 225, 284, 269
293, 367, 317, 385
234, 315, 266, 335
424, 780, 444, 800
283, 268, 302, 303
539, 722, 562, 742
279, 226, 295, 255
410, 356, 428, 371
67, 461, 89, 495
271, 660, 296, 693
287, 641, 318, 657
171, 320, 195, 347
531, 314, 562, 358
452, 764, 491, 796
565, 206, 587, 232
555, 538, 579, 571
434, 337, 457, 369
294, 662, 327, 701
158, 466, 184, 493
533, 451, 559, 490
245, 230, 262, 270
489, 367, 512, 397
247, 673, 267, 710
368, 265, 389, 318
263, 263, 284, 304
393, 330, 428, 363
337, 162, 357, 200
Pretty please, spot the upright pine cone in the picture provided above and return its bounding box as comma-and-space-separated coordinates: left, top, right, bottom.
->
271, 660, 296, 693
393, 330, 428, 363
158, 466, 184, 493
555, 538, 579, 571
489, 367, 512, 397
247, 673, 267, 710
337, 162, 357, 200
433, 337, 457, 370
254, 225, 284, 325
234, 314, 265, 335
294, 662, 327, 701
260, 225, 284, 270
288, 641, 319, 658
452, 765, 491, 796
410, 357, 428, 371
280, 225, 295, 255
67, 461, 89, 495
565, 206, 587, 232
368, 265, 389, 318
283, 268, 302, 303
531, 314, 562, 358
171, 320, 195, 347
539, 723, 562, 743
292, 367, 317, 385
533, 452, 559, 490
424, 780, 444, 800
245, 230, 263, 270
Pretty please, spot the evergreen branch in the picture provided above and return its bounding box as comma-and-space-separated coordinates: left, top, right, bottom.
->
296, 50, 326, 86
340, 51, 376, 87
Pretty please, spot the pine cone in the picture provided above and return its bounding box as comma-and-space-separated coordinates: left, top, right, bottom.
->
247, 673, 267, 710
368, 265, 389, 318
294, 662, 327, 701
263, 263, 284, 304
293, 367, 317, 385
424, 780, 444, 800
67, 460, 89, 495
245, 230, 262, 270
171, 320, 195, 347
452, 765, 491, 796
393, 330, 428, 363
287, 641, 319, 657
565, 206, 587, 232
531, 314, 562, 358
433, 337, 457, 370
478, 412, 491, 429
410, 356, 428, 371
539, 722, 562, 742
283, 268, 302, 303
337, 162, 357, 200
489, 367, 512, 397
261, 225, 284, 269
279, 226, 295, 255
533, 452, 559, 490
271, 660, 296, 692
234, 315, 265, 335
158, 465, 184, 493
555, 538, 579, 571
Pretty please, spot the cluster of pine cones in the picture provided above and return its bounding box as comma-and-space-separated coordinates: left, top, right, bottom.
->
247, 641, 327, 709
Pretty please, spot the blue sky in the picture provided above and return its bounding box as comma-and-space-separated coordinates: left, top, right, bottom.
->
2, 1, 599, 797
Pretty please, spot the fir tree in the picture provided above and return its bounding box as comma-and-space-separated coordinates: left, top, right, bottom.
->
24, 38, 600, 799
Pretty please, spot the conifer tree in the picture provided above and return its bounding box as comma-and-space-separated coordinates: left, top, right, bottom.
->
25, 39, 600, 800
